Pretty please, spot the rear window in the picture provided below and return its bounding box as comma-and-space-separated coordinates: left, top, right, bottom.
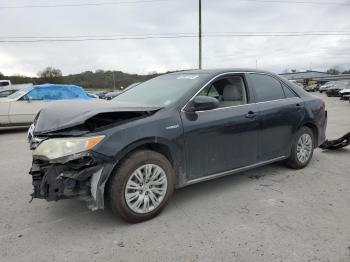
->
249, 73, 285, 102
283, 85, 297, 98
0, 82, 10, 87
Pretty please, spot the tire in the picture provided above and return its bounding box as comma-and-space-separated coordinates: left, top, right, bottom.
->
285, 127, 314, 169
106, 150, 175, 223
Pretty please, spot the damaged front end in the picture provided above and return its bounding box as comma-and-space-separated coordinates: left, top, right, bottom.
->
29, 137, 116, 210
27, 100, 160, 210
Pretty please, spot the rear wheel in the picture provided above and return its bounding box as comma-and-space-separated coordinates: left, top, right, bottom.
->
285, 127, 314, 169
107, 150, 175, 223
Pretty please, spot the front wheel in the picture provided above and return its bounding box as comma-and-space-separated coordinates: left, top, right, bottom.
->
285, 127, 314, 169
106, 150, 175, 223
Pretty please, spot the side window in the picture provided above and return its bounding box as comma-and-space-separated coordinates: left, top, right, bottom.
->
0, 82, 10, 87
24, 87, 61, 100
198, 76, 247, 108
199, 84, 220, 100
0, 90, 14, 97
25, 88, 47, 100
283, 85, 297, 98
249, 74, 285, 102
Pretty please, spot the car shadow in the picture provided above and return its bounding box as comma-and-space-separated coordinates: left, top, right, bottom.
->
41, 161, 288, 229
320, 148, 350, 155
172, 162, 286, 204
0, 127, 28, 134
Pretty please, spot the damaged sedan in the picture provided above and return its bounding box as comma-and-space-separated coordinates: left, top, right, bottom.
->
28, 69, 327, 223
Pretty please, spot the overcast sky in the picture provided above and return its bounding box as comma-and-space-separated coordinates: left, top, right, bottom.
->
0, 0, 349, 76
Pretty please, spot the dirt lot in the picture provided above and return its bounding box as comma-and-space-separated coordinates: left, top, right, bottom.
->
0, 93, 349, 262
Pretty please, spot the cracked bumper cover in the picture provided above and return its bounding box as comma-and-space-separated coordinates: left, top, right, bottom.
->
29, 152, 116, 210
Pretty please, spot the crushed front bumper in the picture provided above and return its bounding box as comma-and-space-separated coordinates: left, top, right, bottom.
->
29, 152, 116, 210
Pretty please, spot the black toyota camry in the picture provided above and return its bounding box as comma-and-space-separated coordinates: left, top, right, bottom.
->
28, 69, 327, 223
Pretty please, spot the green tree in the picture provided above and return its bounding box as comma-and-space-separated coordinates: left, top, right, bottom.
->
37, 67, 63, 83
326, 68, 340, 75
342, 69, 350, 74
0, 72, 4, 79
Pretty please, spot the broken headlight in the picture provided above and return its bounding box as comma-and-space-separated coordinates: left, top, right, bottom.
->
33, 135, 105, 161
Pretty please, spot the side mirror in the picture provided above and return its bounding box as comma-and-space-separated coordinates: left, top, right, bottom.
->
27, 96, 32, 103
186, 95, 219, 112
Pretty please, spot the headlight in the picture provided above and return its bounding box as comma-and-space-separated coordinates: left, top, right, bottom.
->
33, 135, 105, 161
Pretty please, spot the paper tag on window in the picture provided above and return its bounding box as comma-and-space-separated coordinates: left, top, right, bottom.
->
177, 75, 199, 80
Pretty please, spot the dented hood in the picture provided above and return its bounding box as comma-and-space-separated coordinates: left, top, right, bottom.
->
34, 99, 160, 134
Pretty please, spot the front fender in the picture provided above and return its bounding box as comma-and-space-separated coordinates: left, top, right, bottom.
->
0, 101, 10, 125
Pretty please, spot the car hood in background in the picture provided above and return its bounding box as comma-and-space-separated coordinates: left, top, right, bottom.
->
34, 100, 161, 135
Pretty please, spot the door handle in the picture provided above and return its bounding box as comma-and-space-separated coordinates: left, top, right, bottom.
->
245, 111, 257, 119
295, 103, 304, 109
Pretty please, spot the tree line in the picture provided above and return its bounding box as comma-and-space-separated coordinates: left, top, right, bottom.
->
0, 67, 160, 90
2, 66, 350, 90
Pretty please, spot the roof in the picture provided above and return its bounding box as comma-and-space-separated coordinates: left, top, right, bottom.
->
168, 68, 276, 78
279, 71, 331, 80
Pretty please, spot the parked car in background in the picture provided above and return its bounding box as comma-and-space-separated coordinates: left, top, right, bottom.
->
87, 92, 99, 99
304, 84, 317, 92
28, 69, 327, 223
0, 84, 91, 127
104, 91, 121, 100
319, 81, 335, 93
93, 91, 108, 99
326, 81, 350, 97
0, 80, 11, 89
339, 87, 350, 100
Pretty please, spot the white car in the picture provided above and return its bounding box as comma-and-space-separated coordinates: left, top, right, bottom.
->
339, 88, 350, 100
0, 84, 92, 128
0, 80, 11, 89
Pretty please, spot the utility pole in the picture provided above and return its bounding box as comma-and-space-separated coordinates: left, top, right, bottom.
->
198, 0, 202, 69
112, 71, 116, 91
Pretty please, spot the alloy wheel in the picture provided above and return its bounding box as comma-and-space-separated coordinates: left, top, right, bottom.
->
296, 133, 313, 164
125, 164, 168, 214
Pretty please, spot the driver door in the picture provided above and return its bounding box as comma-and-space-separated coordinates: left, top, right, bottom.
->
9, 88, 47, 124
180, 74, 259, 181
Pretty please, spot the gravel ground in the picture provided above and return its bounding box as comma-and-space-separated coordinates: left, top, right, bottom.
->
0, 93, 349, 262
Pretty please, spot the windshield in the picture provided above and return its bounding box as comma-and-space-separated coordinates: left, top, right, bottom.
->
112, 73, 207, 107
7, 89, 28, 100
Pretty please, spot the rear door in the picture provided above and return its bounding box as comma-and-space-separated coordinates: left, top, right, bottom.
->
246, 73, 305, 161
